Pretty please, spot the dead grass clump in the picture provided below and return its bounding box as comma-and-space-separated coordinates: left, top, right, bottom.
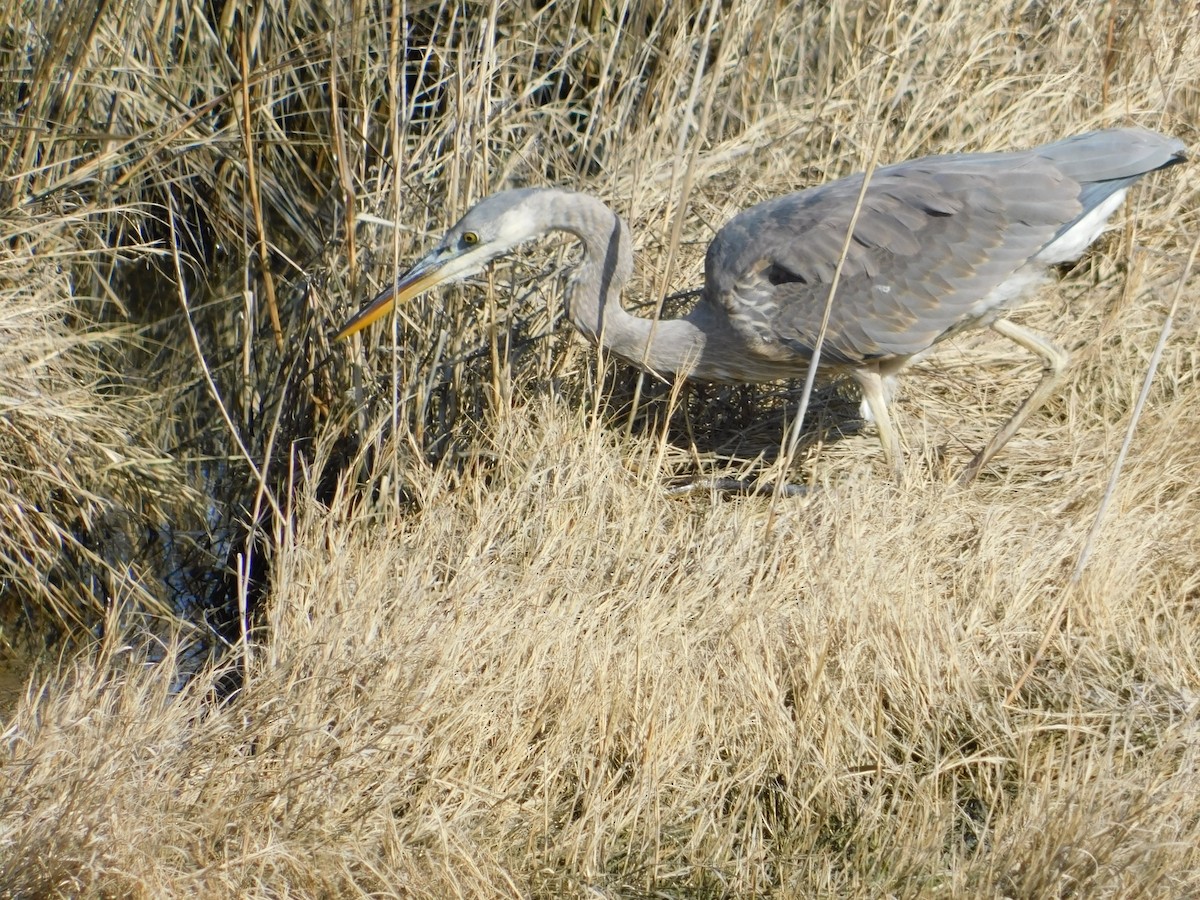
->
3, 402, 1199, 895
0, 206, 195, 634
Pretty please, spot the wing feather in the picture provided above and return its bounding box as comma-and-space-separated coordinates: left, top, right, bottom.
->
705, 153, 1081, 365
702, 128, 1183, 369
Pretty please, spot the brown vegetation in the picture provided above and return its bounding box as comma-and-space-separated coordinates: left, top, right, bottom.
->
0, 0, 1197, 896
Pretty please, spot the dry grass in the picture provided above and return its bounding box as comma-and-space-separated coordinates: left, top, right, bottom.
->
1, 0, 1199, 896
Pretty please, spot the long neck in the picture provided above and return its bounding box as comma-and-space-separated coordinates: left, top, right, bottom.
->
551, 191, 713, 379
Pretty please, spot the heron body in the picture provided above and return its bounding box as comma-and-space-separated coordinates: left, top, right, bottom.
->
338, 128, 1185, 481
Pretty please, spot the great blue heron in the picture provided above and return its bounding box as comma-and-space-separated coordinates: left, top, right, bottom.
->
337, 128, 1185, 482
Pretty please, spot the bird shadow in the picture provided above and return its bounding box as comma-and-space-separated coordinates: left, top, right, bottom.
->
596, 366, 870, 484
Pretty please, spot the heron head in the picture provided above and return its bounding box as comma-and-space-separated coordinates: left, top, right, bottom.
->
335, 189, 549, 340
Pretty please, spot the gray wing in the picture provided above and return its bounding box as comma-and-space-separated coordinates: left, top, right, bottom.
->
705, 128, 1184, 366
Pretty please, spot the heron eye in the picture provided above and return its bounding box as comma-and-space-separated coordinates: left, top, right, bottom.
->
462, 231, 479, 246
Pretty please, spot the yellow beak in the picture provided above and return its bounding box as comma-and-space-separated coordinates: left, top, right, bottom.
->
334, 252, 456, 340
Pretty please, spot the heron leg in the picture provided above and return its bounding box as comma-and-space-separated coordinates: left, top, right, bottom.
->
959, 318, 1069, 484
854, 366, 903, 479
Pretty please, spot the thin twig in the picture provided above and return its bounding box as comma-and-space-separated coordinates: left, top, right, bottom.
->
166, 195, 284, 523
1005, 229, 1200, 706
239, 21, 284, 350
626, 0, 727, 437
767, 126, 890, 520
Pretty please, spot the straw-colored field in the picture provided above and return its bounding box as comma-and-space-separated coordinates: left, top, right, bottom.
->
1, 1, 1197, 896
